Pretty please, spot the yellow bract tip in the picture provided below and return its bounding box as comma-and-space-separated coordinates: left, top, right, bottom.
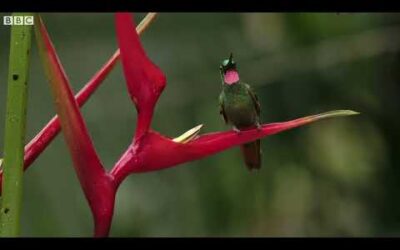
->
173, 124, 204, 144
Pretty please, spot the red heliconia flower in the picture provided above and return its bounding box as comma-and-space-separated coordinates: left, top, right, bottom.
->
0, 13, 358, 237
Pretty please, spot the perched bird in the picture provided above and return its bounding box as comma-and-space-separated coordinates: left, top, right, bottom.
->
219, 53, 262, 170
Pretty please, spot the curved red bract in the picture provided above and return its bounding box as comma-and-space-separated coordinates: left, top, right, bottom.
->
116, 13, 166, 141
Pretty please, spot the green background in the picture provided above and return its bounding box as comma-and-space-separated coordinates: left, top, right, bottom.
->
1, 13, 400, 236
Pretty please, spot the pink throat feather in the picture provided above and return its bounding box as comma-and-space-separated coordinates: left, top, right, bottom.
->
224, 70, 240, 85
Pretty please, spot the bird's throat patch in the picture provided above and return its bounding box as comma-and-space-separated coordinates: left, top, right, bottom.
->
224, 70, 240, 85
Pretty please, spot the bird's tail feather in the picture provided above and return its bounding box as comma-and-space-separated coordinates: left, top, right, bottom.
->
240, 140, 261, 171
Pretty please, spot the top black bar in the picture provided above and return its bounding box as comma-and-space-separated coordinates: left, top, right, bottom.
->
0, 0, 398, 12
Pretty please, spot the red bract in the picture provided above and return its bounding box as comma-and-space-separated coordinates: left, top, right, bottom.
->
116, 13, 166, 140
34, 15, 115, 237
110, 112, 358, 186
0, 13, 358, 237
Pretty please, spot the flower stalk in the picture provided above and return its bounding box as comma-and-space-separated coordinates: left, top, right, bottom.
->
0, 13, 33, 237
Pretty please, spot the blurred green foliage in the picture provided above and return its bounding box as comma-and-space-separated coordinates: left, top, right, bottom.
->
0, 13, 400, 236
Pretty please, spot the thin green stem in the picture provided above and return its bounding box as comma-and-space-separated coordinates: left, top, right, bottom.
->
0, 13, 33, 237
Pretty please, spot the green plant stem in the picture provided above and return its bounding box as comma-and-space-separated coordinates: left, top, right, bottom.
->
0, 13, 33, 237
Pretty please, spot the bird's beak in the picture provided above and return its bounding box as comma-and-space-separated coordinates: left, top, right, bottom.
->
228, 53, 233, 65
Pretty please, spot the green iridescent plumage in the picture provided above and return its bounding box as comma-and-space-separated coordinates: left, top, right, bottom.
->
218, 54, 262, 170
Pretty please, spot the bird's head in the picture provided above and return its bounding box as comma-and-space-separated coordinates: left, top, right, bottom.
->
220, 53, 239, 85
220, 53, 237, 74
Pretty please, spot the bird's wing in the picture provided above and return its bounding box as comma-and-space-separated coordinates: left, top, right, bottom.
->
245, 83, 261, 116
219, 92, 228, 124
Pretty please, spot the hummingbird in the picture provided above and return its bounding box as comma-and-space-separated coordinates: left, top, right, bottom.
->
218, 53, 262, 170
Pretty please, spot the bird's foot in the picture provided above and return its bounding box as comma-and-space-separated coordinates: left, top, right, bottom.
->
232, 126, 241, 134
256, 122, 262, 131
